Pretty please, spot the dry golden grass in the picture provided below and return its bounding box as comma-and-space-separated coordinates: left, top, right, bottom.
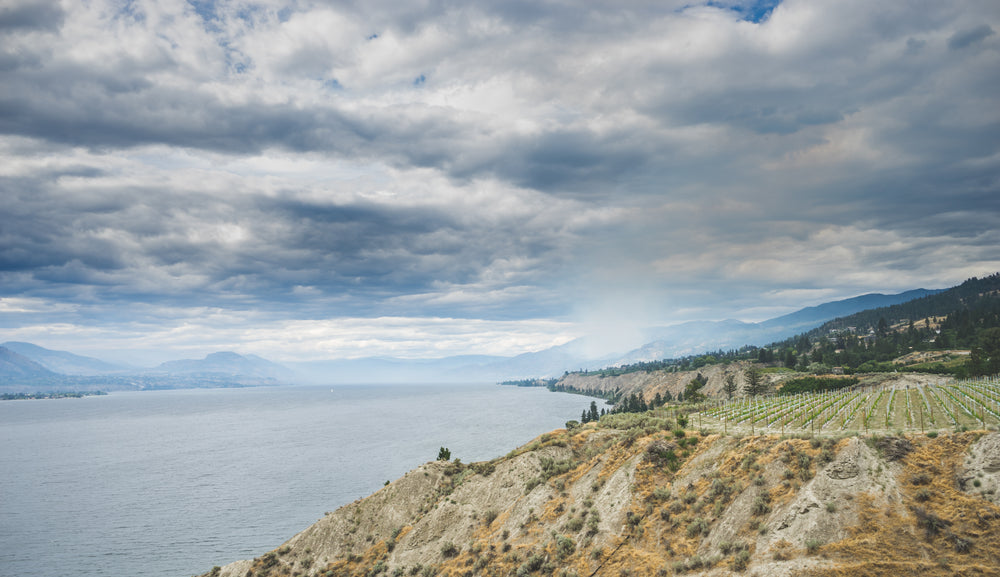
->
808, 433, 1000, 577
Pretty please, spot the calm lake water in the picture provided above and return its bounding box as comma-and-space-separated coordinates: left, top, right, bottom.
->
0, 383, 600, 577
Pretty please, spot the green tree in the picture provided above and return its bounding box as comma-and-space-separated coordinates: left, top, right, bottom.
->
684, 377, 706, 402
970, 327, 1000, 376
723, 373, 738, 399
784, 348, 797, 369
437, 447, 451, 461
588, 400, 600, 422
743, 365, 767, 397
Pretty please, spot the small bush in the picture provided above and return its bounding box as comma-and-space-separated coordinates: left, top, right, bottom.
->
927, 431, 938, 438
564, 516, 585, 532
915, 488, 931, 502
910, 473, 932, 486
805, 539, 823, 554
440, 542, 459, 558
686, 518, 708, 537
751, 496, 771, 516
913, 506, 952, 538
652, 486, 672, 501
825, 502, 837, 513
732, 549, 751, 571
949, 534, 973, 553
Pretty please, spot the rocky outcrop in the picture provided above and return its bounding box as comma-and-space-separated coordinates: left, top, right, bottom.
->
204, 427, 1000, 577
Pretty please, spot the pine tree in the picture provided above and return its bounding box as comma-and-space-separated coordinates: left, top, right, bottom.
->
723, 373, 738, 399
743, 365, 766, 397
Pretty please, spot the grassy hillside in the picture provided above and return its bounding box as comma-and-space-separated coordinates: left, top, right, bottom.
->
560, 273, 1000, 381
203, 405, 1000, 577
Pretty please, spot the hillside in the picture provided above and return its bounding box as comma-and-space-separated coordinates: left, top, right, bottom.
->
1, 341, 125, 375
202, 417, 1000, 577
0, 346, 56, 378
560, 274, 1000, 384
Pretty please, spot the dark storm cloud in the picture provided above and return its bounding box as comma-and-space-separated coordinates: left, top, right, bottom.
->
0, 0, 64, 32
1, 0, 998, 359
948, 24, 995, 50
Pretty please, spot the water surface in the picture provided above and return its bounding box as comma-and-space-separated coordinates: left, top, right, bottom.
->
0, 383, 599, 577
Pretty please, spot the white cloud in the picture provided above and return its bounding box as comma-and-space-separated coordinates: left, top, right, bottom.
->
0, 0, 997, 361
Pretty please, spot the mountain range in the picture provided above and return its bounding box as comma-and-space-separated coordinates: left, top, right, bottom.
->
0, 286, 946, 389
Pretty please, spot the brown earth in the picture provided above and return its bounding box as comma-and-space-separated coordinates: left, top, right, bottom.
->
202, 422, 1000, 577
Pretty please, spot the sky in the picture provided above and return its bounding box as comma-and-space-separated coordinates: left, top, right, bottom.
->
1, 0, 998, 366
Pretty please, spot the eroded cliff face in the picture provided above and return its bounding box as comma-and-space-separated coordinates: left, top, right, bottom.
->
204, 425, 1000, 577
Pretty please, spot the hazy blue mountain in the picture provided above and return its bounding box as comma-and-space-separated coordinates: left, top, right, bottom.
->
2, 341, 126, 375
288, 288, 948, 382
757, 288, 942, 332
614, 288, 944, 365
0, 346, 56, 378
0, 287, 947, 387
153, 351, 294, 381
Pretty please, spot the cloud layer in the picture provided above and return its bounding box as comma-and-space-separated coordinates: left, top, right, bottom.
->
1, 0, 998, 361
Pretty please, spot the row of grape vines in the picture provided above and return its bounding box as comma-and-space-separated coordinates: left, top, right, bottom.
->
697, 376, 1000, 433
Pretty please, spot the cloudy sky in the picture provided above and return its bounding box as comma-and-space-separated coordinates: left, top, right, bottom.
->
1, 0, 998, 365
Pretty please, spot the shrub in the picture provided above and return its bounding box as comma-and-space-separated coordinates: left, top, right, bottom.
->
949, 534, 973, 553
732, 549, 751, 571
440, 542, 459, 558
652, 486, 672, 501
910, 473, 932, 486
913, 506, 951, 538
927, 431, 938, 438
555, 535, 575, 559
477, 509, 496, 526
915, 488, 931, 502
825, 502, 837, 513
686, 518, 708, 537
805, 539, 823, 554
564, 516, 584, 532
751, 496, 771, 516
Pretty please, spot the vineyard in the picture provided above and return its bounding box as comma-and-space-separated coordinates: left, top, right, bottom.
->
696, 376, 1000, 434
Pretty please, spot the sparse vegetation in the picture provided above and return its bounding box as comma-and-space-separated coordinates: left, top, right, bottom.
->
209, 404, 1000, 577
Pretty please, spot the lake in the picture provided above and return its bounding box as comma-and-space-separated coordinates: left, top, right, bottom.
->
0, 383, 601, 577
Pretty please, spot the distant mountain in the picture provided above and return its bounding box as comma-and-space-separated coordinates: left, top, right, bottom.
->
1, 341, 126, 376
0, 286, 955, 387
153, 351, 294, 381
802, 274, 999, 339
0, 346, 56, 378
757, 288, 942, 332
613, 288, 944, 365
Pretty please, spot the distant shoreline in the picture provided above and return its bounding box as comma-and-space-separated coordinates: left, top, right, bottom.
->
1, 391, 108, 401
